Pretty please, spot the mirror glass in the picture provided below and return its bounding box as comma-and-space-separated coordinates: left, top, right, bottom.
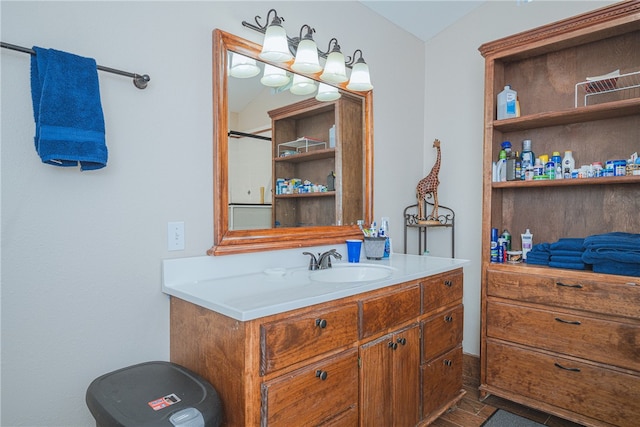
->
209, 29, 373, 256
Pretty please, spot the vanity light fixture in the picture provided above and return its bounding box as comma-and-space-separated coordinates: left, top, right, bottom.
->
291, 25, 322, 73
290, 74, 317, 95
346, 50, 373, 91
260, 64, 291, 87
315, 83, 341, 101
242, 8, 373, 91
258, 10, 293, 62
229, 53, 260, 78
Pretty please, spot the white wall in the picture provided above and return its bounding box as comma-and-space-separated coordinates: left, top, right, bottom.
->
0, 1, 616, 425
0, 2, 423, 425
423, 0, 615, 358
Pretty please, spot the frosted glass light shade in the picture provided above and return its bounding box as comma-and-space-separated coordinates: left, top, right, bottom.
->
290, 74, 317, 95
229, 53, 260, 78
259, 24, 292, 62
291, 39, 322, 73
315, 83, 341, 101
320, 50, 348, 83
260, 64, 290, 87
346, 60, 373, 91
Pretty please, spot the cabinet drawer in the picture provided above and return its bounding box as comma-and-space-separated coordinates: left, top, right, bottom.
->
487, 269, 640, 320
261, 303, 358, 375
422, 269, 463, 313
486, 340, 640, 427
423, 304, 463, 362
261, 348, 358, 427
359, 284, 421, 339
487, 301, 640, 371
421, 345, 463, 419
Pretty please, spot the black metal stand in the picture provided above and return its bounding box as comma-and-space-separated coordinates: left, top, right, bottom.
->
403, 200, 455, 257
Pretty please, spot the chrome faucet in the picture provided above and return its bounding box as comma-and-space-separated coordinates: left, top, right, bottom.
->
303, 249, 342, 270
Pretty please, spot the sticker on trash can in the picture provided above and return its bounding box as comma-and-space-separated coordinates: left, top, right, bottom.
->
148, 393, 181, 411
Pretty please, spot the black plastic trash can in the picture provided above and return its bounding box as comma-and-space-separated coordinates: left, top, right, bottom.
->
86, 361, 223, 427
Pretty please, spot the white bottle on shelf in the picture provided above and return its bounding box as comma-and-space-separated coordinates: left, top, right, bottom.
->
562, 151, 575, 179
497, 85, 518, 120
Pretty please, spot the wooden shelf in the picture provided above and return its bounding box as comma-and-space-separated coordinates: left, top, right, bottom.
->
274, 148, 335, 163
492, 174, 640, 188
274, 191, 336, 199
493, 97, 640, 132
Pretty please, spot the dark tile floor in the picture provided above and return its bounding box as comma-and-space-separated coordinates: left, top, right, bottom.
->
431, 383, 586, 427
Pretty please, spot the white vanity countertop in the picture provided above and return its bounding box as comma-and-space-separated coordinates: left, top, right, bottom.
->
163, 250, 469, 321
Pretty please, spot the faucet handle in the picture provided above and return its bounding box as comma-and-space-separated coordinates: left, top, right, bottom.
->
302, 252, 319, 270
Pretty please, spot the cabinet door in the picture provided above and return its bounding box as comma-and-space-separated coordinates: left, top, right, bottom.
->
359, 284, 421, 339
421, 345, 463, 419
360, 324, 420, 427
261, 348, 358, 427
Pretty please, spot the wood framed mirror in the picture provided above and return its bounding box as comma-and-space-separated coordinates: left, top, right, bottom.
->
208, 29, 373, 255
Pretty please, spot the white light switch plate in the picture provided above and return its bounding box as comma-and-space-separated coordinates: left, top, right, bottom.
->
167, 221, 185, 251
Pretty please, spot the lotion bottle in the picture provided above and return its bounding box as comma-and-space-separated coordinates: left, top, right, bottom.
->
521, 229, 533, 261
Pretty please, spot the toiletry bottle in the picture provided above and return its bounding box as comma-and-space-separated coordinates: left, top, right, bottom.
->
380, 217, 392, 258
497, 85, 518, 120
496, 150, 507, 182
551, 151, 563, 180
515, 151, 522, 180
501, 229, 512, 251
520, 139, 535, 180
533, 158, 544, 178
521, 229, 533, 261
562, 151, 575, 179
490, 228, 499, 263
502, 141, 516, 181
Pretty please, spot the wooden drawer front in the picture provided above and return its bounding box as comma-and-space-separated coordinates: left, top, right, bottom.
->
261, 349, 358, 427
486, 340, 640, 427
421, 345, 463, 419
487, 301, 640, 371
261, 303, 358, 375
422, 269, 463, 313
487, 269, 640, 320
423, 304, 464, 362
359, 285, 421, 339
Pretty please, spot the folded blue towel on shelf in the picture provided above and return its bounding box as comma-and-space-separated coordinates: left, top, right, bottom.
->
550, 255, 585, 264
583, 232, 640, 250
549, 238, 585, 251
550, 249, 585, 257
591, 260, 640, 277
549, 261, 588, 270
525, 257, 549, 266
30, 46, 107, 170
582, 248, 640, 264
529, 243, 550, 254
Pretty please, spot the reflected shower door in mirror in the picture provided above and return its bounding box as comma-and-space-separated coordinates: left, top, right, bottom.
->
210, 29, 373, 256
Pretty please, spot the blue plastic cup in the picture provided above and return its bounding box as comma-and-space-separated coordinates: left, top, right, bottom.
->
346, 239, 362, 263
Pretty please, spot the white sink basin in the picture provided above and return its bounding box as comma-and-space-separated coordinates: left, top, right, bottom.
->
309, 264, 394, 283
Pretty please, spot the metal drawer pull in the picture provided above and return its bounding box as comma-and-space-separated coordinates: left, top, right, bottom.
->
315, 370, 328, 380
554, 362, 580, 372
315, 318, 327, 329
444, 315, 453, 322
443, 359, 452, 366
397, 337, 407, 346
554, 317, 581, 325
444, 280, 453, 287
388, 341, 398, 350
556, 282, 583, 289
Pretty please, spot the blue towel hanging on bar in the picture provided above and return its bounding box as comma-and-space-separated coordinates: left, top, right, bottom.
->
30, 46, 107, 170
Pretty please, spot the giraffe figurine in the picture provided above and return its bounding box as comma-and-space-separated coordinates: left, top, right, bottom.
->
416, 139, 441, 225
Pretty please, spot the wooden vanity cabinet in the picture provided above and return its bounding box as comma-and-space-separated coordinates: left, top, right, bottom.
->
170, 268, 464, 427
479, 5, 640, 425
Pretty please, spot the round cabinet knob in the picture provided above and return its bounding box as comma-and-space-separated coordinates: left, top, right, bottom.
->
388, 341, 398, 350
315, 370, 328, 380
315, 318, 327, 328
444, 280, 453, 287
444, 315, 453, 322
444, 359, 453, 367
396, 337, 407, 346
